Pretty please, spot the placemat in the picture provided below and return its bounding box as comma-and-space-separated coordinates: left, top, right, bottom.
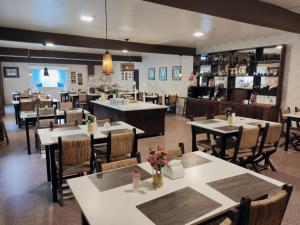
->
207, 173, 280, 202
137, 187, 221, 225
100, 129, 132, 136
195, 119, 219, 124
214, 125, 239, 132
52, 126, 81, 132
98, 122, 120, 127
51, 134, 88, 142
89, 165, 151, 192
181, 154, 211, 168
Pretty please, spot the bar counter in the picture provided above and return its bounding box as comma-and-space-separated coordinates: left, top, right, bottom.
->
91, 100, 168, 137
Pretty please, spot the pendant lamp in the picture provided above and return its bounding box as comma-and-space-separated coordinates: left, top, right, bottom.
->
102, 0, 113, 75
43, 43, 49, 76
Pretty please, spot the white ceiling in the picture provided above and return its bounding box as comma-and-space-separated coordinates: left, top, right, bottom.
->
261, 0, 300, 13
0, 0, 289, 53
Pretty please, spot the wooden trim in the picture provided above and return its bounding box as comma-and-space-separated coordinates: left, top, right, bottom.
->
0, 47, 142, 62
0, 61, 5, 116
0, 27, 196, 56
142, 0, 300, 34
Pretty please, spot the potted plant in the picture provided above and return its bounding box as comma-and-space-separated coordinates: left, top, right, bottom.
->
223, 107, 234, 124
87, 114, 96, 133
147, 146, 168, 188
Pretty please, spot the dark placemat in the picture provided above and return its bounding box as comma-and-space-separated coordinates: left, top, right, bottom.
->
195, 119, 219, 125
52, 126, 81, 132
51, 134, 88, 142
100, 128, 132, 136
207, 173, 280, 202
214, 125, 239, 132
181, 154, 211, 168
137, 187, 221, 225
89, 165, 151, 192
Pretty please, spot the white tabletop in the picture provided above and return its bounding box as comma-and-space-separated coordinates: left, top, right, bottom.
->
11, 98, 60, 105
91, 100, 168, 112
68, 151, 283, 225
20, 108, 89, 119
283, 113, 300, 119
187, 116, 280, 134
38, 121, 144, 146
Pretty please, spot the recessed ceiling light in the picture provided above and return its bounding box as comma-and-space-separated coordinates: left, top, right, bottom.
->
80, 15, 94, 22
45, 42, 54, 47
276, 45, 282, 49
193, 32, 204, 37
122, 49, 128, 53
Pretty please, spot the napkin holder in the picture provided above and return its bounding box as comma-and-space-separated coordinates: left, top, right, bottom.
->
162, 160, 185, 180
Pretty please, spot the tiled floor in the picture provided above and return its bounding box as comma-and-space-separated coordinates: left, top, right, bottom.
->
0, 105, 300, 225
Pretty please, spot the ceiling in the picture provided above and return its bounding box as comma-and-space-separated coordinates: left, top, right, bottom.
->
260, 0, 300, 13
0, 0, 289, 53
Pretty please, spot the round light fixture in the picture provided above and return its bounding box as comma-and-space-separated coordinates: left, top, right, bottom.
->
80, 15, 94, 22
276, 45, 282, 49
193, 32, 204, 37
122, 49, 128, 53
45, 42, 54, 47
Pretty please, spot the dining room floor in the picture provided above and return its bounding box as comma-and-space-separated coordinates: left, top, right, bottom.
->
0, 105, 300, 225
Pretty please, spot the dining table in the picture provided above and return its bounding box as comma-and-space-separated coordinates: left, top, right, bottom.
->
283, 112, 300, 151
38, 121, 144, 202
68, 151, 283, 225
187, 116, 280, 159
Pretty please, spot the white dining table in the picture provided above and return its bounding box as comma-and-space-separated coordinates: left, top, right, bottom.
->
68, 151, 283, 225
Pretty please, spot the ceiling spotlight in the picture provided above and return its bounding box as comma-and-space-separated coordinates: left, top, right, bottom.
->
122, 49, 128, 53
276, 45, 282, 49
193, 32, 204, 37
80, 15, 94, 22
45, 42, 54, 47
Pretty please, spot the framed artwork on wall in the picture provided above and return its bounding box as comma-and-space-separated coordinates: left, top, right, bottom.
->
71, 71, 76, 84
159, 67, 167, 81
172, 66, 181, 80
3, 67, 19, 78
148, 68, 155, 80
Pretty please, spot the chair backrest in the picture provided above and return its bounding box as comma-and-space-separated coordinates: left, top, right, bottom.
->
60, 102, 73, 110
279, 107, 290, 123
264, 123, 283, 145
78, 94, 87, 103
96, 119, 112, 126
237, 126, 260, 149
65, 110, 83, 125
37, 107, 56, 128
238, 184, 293, 225
39, 95, 48, 100
214, 114, 227, 120
20, 100, 34, 112
191, 115, 207, 121
107, 128, 137, 162
295, 107, 299, 113
165, 143, 185, 160
219, 218, 233, 225
169, 95, 177, 105
58, 135, 92, 166
20, 92, 30, 98
39, 100, 52, 108
100, 157, 140, 172
157, 96, 163, 105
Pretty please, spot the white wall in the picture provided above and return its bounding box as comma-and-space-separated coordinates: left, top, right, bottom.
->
197, 32, 300, 109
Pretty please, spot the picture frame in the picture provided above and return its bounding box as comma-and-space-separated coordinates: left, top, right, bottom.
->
159, 67, 167, 81
3, 67, 19, 78
148, 68, 155, 80
78, 73, 83, 78
172, 66, 182, 80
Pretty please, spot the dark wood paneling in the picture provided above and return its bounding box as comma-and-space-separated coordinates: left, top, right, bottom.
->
0, 47, 142, 62
0, 61, 5, 116
0, 27, 196, 56
143, 0, 300, 34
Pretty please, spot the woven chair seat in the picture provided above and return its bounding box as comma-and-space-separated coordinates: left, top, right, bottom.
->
219, 218, 233, 225
290, 128, 300, 136
101, 158, 138, 172
215, 137, 236, 149
196, 139, 216, 149
226, 148, 254, 158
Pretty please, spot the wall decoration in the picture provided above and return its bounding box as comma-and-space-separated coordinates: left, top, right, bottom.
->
71, 71, 76, 84
78, 73, 83, 85
148, 68, 155, 80
159, 67, 167, 81
172, 66, 181, 80
3, 67, 19, 78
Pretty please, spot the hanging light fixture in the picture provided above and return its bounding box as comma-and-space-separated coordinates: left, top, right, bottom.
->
179, 54, 183, 79
102, 0, 113, 75
27, 48, 32, 77
43, 43, 49, 76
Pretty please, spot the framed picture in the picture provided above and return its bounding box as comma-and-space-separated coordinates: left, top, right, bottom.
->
78, 73, 83, 78
159, 67, 167, 81
148, 68, 155, 80
172, 66, 182, 80
78, 78, 83, 82
3, 67, 19, 78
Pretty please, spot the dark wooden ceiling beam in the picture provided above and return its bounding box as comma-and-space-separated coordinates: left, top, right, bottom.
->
0, 27, 196, 56
0, 47, 142, 62
142, 0, 300, 34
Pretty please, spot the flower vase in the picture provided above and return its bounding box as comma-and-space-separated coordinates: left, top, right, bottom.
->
227, 115, 233, 125
87, 122, 94, 133
152, 170, 163, 188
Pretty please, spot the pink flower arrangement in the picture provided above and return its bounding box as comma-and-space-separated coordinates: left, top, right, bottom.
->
147, 146, 168, 172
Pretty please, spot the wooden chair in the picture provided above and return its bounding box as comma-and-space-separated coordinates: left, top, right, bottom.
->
65, 109, 84, 125
191, 116, 215, 153
35, 107, 57, 150
106, 128, 137, 163
76, 94, 87, 109
237, 184, 293, 225
253, 123, 282, 172
226, 126, 261, 166
38, 99, 53, 108
93, 119, 113, 158
167, 94, 177, 113
20, 100, 34, 112
165, 143, 185, 159
19, 92, 30, 99
0, 117, 9, 146
57, 135, 95, 206
59, 101, 73, 110
96, 118, 112, 126
96, 153, 141, 172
